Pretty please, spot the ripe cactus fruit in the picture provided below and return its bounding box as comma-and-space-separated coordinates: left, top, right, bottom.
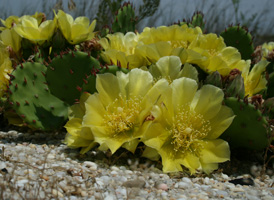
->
46, 50, 100, 105
220, 25, 254, 60
8, 62, 68, 130
220, 97, 269, 150
112, 2, 137, 34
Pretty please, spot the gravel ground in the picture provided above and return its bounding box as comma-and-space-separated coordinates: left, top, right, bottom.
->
0, 129, 274, 200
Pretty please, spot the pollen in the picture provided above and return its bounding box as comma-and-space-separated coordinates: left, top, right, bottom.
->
103, 95, 141, 136
170, 106, 211, 156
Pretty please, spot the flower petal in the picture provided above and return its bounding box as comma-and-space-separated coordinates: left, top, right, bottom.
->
191, 84, 224, 120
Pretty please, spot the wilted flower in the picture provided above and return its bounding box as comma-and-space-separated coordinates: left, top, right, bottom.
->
55, 10, 96, 44
142, 77, 234, 174
82, 69, 169, 154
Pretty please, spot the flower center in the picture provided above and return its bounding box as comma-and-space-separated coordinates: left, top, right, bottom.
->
169, 106, 211, 156
103, 95, 141, 136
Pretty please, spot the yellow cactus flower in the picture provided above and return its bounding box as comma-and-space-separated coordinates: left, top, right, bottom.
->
82, 69, 169, 154
55, 10, 96, 44
0, 15, 19, 30
242, 60, 269, 97
99, 32, 145, 69
0, 43, 13, 97
148, 56, 198, 83
0, 28, 22, 54
14, 15, 56, 44
142, 77, 234, 174
64, 92, 97, 154
188, 33, 247, 75
139, 24, 202, 49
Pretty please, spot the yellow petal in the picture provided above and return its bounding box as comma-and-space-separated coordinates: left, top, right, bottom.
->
142, 146, 160, 161
170, 77, 198, 108
127, 68, 153, 98
199, 139, 230, 164
178, 63, 199, 82
95, 73, 121, 106
207, 106, 235, 139
191, 84, 224, 120
83, 93, 106, 125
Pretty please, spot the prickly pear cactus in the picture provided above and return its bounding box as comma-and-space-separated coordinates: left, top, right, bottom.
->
46, 50, 100, 105
112, 2, 137, 34
220, 25, 254, 60
7, 62, 68, 131
220, 97, 269, 150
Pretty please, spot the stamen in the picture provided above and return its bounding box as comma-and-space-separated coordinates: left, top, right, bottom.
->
169, 106, 211, 156
103, 95, 142, 137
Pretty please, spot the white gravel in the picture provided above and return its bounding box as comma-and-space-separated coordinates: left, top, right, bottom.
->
0, 130, 273, 200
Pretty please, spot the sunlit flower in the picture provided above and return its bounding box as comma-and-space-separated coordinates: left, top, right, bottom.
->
142, 77, 234, 174
99, 32, 145, 69
14, 15, 56, 44
55, 10, 96, 44
188, 34, 247, 75
0, 43, 13, 97
148, 56, 198, 83
64, 92, 97, 154
139, 24, 202, 49
242, 60, 269, 96
82, 69, 169, 154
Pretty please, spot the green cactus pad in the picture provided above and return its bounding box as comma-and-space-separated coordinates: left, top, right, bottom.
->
112, 2, 137, 34
220, 25, 254, 60
46, 50, 100, 105
220, 97, 269, 150
8, 62, 68, 131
